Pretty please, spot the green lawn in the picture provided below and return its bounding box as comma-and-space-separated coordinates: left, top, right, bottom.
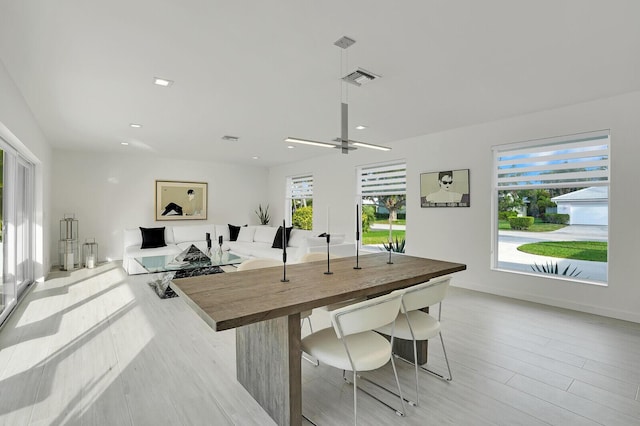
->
517, 241, 608, 262
363, 230, 406, 245
498, 219, 566, 232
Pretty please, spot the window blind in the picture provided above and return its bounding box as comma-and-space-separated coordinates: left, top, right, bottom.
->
358, 162, 406, 196
495, 131, 609, 190
288, 174, 313, 199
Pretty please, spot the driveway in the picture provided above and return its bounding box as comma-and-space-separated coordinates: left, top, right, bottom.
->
498, 225, 608, 282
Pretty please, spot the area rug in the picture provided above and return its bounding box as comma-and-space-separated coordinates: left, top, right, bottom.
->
147, 244, 225, 299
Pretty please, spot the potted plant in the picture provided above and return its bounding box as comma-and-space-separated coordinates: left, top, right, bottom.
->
255, 204, 271, 225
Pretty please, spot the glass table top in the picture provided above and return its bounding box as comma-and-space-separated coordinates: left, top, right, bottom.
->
135, 250, 245, 273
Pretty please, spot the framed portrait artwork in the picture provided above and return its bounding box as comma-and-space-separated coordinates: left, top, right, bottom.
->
155, 180, 208, 221
420, 169, 470, 208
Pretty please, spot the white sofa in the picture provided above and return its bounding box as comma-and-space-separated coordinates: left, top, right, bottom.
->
123, 224, 350, 274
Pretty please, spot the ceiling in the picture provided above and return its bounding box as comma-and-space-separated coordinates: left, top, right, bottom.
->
1, 1, 639, 167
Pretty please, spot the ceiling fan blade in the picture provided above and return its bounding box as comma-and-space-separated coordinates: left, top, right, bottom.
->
284, 137, 338, 148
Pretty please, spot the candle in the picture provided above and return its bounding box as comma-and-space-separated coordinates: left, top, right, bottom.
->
218, 235, 223, 245
86, 255, 96, 269
327, 206, 331, 234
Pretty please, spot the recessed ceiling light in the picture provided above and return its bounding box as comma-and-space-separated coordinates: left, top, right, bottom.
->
287, 145, 295, 149
252, 156, 260, 160
130, 123, 142, 128
153, 77, 174, 87
356, 125, 367, 130
120, 142, 129, 146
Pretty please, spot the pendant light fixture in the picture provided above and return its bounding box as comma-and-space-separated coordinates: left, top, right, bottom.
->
285, 36, 391, 154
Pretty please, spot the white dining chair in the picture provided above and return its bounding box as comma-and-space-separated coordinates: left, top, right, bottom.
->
375, 276, 452, 406
301, 292, 406, 424
300, 252, 366, 315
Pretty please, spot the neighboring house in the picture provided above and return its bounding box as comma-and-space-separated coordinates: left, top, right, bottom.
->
552, 187, 608, 225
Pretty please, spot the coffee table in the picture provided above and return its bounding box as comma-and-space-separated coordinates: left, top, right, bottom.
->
135, 250, 245, 273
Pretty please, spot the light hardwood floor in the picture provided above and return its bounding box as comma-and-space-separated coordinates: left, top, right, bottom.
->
1, 262, 638, 425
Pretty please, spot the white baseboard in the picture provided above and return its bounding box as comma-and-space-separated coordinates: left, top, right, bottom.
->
452, 280, 640, 324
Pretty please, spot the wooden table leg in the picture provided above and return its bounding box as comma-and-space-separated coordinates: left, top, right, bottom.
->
391, 306, 429, 364
236, 313, 302, 426
393, 339, 428, 364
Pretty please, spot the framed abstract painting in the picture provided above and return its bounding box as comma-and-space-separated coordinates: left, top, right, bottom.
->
155, 180, 208, 220
420, 169, 470, 208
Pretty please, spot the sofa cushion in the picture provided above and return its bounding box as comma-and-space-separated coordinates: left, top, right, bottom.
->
140, 227, 167, 249
272, 226, 293, 249
287, 229, 313, 247
254, 226, 278, 244
173, 224, 215, 244
216, 224, 230, 242
237, 226, 256, 242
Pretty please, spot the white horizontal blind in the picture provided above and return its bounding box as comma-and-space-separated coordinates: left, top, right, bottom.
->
358, 162, 406, 196
287, 174, 313, 199
495, 131, 609, 190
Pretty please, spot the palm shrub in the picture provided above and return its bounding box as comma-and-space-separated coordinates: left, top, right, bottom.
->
531, 261, 582, 277
383, 236, 406, 253
255, 204, 270, 225
292, 206, 313, 230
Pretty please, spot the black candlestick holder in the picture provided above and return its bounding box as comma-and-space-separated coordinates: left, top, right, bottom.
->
354, 230, 361, 270
387, 244, 394, 264
324, 233, 333, 275
281, 219, 289, 282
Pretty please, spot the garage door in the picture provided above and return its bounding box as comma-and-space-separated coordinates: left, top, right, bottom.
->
570, 203, 608, 225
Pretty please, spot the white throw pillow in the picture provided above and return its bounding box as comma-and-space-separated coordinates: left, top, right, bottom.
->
215, 224, 230, 242
237, 226, 256, 242
254, 226, 278, 244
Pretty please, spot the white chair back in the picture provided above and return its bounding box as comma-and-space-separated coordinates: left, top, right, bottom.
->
300, 252, 337, 262
331, 292, 402, 339
236, 257, 281, 271
401, 276, 450, 312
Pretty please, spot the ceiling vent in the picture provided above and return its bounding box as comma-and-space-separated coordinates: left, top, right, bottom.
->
342, 68, 380, 86
222, 135, 239, 142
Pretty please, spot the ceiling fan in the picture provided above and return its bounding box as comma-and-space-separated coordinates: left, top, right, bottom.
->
285, 36, 391, 154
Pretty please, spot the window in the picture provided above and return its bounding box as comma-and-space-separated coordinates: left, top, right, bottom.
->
0, 139, 36, 325
357, 162, 407, 250
286, 174, 313, 230
492, 130, 609, 284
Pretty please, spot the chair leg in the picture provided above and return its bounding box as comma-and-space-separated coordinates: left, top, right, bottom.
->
302, 352, 319, 366
394, 333, 453, 382
437, 331, 453, 381
412, 335, 420, 406
353, 371, 358, 426
342, 370, 408, 416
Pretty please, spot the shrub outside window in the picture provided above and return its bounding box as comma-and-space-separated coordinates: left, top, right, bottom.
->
286, 174, 313, 230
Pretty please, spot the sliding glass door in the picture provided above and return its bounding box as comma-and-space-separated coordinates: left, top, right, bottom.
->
0, 141, 35, 326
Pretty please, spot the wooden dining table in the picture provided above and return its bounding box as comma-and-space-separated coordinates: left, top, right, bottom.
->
172, 252, 466, 426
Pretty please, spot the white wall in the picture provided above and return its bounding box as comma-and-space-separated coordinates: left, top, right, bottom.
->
0, 60, 52, 280
52, 150, 269, 263
268, 91, 640, 323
